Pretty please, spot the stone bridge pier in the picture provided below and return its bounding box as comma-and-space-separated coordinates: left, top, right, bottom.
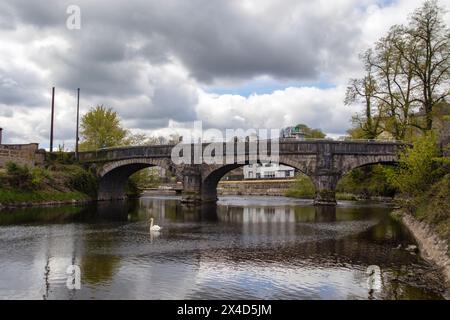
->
78, 140, 404, 207
312, 173, 340, 205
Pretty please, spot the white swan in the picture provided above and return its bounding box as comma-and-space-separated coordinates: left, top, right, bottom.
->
149, 218, 162, 232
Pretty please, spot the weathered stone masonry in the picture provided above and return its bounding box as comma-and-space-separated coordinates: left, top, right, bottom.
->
78, 140, 404, 206
0, 143, 45, 168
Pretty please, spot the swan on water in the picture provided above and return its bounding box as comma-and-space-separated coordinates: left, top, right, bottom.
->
149, 218, 162, 232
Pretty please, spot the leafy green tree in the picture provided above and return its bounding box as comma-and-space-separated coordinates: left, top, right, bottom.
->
337, 165, 396, 198
79, 105, 128, 151
386, 132, 441, 197
295, 124, 326, 139
285, 173, 315, 199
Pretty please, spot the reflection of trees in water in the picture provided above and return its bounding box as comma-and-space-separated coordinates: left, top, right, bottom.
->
0, 205, 85, 225
5, 197, 442, 299
139, 197, 219, 222
94, 201, 134, 222
217, 205, 337, 224
138, 197, 179, 221
78, 202, 133, 286
80, 254, 121, 285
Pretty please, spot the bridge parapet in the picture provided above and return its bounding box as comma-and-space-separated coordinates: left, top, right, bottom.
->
80, 140, 406, 206
79, 140, 404, 162
78, 145, 174, 163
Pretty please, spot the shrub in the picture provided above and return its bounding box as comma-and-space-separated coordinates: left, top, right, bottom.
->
386, 132, 442, 197
414, 174, 450, 240
5, 162, 34, 190
65, 165, 98, 196
30, 167, 51, 188
337, 165, 396, 198
285, 174, 315, 199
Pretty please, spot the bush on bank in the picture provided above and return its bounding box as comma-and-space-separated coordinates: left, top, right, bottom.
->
285, 166, 395, 200
386, 133, 450, 242
0, 161, 97, 205
413, 174, 450, 242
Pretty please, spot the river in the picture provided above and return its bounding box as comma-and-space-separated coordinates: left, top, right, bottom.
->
0, 196, 445, 300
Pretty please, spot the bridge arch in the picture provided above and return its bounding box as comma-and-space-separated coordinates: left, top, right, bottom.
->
97, 158, 178, 201
200, 155, 315, 202
78, 140, 405, 205
335, 154, 398, 177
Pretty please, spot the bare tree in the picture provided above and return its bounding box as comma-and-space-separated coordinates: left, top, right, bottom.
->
345, 54, 384, 139
401, 0, 450, 130
346, 0, 449, 139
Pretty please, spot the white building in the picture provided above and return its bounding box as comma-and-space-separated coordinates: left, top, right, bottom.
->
243, 163, 295, 179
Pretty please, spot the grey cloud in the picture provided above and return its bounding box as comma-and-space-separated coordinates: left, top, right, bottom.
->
0, 0, 377, 139
0, 68, 47, 107
3, 0, 66, 29
4, 0, 362, 84
0, 106, 14, 117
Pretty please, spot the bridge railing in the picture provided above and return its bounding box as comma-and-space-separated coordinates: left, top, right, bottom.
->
77, 138, 406, 162
281, 137, 405, 143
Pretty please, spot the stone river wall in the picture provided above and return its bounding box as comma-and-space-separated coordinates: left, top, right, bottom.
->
0, 144, 44, 168
217, 179, 294, 196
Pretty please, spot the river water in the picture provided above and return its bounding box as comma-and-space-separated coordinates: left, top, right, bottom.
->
0, 196, 445, 300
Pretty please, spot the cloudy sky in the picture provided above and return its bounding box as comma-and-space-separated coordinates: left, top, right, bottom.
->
0, 0, 449, 148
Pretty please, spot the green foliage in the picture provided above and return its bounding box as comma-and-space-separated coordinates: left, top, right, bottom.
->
5, 162, 34, 190
30, 167, 51, 188
65, 165, 98, 197
346, 0, 450, 139
295, 124, 326, 139
79, 105, 128, 151
414, 174, 450, 240
386, 132, 441, 197
0, 162, 97, 204
0, 189, 88, 204
126, 168, 161, 196
285, 174, 315, 199
337, 165, 396, 198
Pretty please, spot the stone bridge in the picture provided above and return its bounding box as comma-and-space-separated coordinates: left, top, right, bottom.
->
78, 139, 405, 206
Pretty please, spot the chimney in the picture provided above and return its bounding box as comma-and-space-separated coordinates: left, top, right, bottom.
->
0, 128, 3, 144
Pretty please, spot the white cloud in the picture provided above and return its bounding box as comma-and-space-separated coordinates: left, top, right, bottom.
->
0, 0, 449, 148
196, 86, 351, 135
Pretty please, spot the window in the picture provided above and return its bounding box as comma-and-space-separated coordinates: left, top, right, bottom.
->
265, 172, 275, 178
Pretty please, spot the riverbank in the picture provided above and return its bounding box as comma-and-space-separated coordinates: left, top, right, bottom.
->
398, 210, 450, 298
0, 162, 96, 210
0, 192, 93, 209
217, 179, 392, 201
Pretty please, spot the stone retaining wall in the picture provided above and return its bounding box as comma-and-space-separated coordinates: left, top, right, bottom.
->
218, 179, 294, 196
401, 213, 450, 298
0, 144, 43, 168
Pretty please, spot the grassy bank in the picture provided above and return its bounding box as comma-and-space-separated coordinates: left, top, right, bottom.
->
0, 161, 97, 207
0, 189, 89, 204
284, 173, 388, 201
386, 133, 450, 246
406, 174, 450, 244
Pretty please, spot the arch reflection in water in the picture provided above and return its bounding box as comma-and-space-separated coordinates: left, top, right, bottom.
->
0, 196, 444, 300
314, 205, 337, 222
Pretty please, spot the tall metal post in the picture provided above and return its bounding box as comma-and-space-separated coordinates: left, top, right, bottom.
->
50, 87, 55, 152
75, 88, 80, 159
